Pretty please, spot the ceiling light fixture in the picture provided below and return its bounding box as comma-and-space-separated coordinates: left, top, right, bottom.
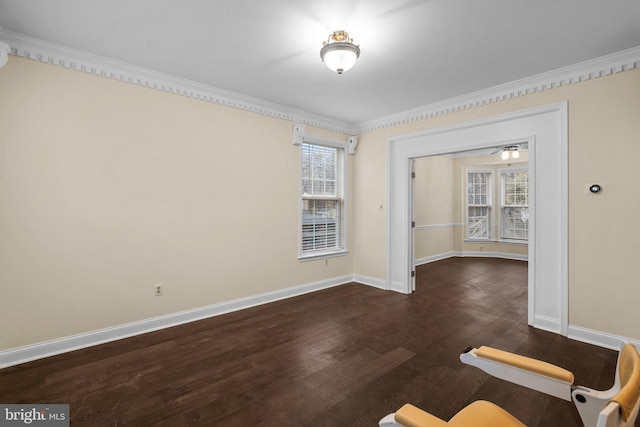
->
320, 30, 360, 74
501, 146, 520, 160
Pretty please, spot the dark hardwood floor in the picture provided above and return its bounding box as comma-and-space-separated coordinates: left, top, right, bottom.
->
0, 257, 630, 426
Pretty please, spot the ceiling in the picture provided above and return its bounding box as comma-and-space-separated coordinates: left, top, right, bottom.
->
1, 0, 639, 126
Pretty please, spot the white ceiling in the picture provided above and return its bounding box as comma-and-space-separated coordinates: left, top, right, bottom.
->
1, 0, 639, 126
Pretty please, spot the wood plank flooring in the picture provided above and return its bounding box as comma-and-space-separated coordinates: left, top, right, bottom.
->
0, 257, 630, 426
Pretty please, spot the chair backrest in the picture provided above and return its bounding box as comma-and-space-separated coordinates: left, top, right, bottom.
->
599, 344, 640, 427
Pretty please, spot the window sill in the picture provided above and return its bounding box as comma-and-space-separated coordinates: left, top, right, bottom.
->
298, 250, 348, 262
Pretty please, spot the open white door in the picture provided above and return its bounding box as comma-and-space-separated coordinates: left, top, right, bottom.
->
409, 159, 416, 292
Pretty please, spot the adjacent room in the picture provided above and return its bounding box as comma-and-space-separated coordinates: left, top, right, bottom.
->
413, 149, 529, 268
1, 1, 640, 426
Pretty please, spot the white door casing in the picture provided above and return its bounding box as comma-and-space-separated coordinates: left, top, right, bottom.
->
386, 103, 568, 335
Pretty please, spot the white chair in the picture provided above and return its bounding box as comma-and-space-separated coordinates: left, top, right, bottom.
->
379, 343, 640, 427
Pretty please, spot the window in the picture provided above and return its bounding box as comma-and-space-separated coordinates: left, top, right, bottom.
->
501, 169, 529, 241
466, 170, 492, 240
300, 142, 345, 257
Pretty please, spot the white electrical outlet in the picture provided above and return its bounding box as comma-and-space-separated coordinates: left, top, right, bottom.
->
154, 284, 163, 296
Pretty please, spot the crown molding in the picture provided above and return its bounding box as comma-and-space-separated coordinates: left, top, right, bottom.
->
355, 45, 640, 134
0, 29, 354, 135
1, 29, 639, 136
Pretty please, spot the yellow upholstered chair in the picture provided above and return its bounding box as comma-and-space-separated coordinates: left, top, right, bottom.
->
380, 400, 525, 427
379, 343, 640, 427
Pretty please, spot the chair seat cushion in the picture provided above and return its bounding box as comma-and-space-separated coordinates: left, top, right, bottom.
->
449, 400, 526, 427
394, 400, 525, 427
395, 404, 449, 427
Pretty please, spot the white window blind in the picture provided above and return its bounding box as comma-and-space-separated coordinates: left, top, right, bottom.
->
466, 171, 492, 239
501, 170, 529, 241
301, 143, 344, 255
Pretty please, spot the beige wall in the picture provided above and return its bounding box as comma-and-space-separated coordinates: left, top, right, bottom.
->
414, 156, 457, 260
353, 68, 640, 341
0, 57, 352, 350
2, 55, 640, 352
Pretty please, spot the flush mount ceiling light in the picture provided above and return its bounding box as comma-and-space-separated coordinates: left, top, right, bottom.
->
320, 30, 360, 74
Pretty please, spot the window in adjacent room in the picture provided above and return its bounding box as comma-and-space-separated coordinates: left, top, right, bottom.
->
466, 170, 492, 240
300, 141, 346, 258
500, 169, 529, 241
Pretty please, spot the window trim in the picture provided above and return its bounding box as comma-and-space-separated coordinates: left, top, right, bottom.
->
298, 135, 348, 260
465, 168, 493, 241
499, 167, 529, 242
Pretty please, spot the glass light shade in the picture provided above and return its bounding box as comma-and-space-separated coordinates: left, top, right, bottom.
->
502, 150, 509, 160
320, 43, 360, 74
512, 150, 520, 159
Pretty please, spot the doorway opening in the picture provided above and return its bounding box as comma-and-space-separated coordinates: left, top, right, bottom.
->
410, 147, 530, 325
411, 146, 529, 289
387, 103, 568, 335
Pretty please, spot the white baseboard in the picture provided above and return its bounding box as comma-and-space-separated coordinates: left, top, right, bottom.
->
0, 275, 354, 369
533, 314, 562, 334
352, 274, 387, 290
390, 281, 409, 294
460, 251, 528, 262
416, 251, 528, 266
415, 251, 461, 266
568, 325, 640, 351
